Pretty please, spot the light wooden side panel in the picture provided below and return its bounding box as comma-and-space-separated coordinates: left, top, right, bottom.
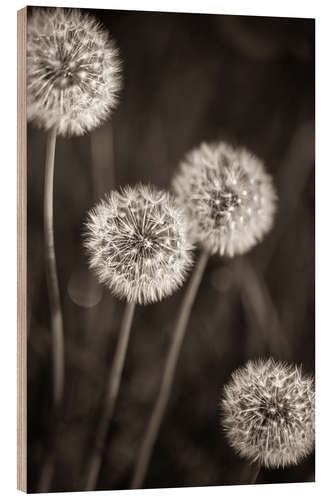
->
17, 6, 27, 493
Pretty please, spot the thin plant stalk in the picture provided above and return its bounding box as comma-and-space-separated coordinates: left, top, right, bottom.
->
131, 248, 209, 489
38, 125, 65, 492
44, 125, 65, 408
37, 459, 55, 493
249, 463, 261, 484
85, 300, 136, 490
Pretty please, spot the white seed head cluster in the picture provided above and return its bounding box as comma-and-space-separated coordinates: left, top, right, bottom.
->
85, 185, 193, 305
27, 8, 122, 136
221, 359, 315, 469
172, 141, 277, 257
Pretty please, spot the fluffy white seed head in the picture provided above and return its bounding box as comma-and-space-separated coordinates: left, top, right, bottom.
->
221, 358, 315, 469
27, 8, 122, 136
85, 184, 193, 305
172, 141, 277, 257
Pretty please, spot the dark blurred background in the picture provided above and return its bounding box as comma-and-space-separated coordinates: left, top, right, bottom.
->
27, 8, 315, 492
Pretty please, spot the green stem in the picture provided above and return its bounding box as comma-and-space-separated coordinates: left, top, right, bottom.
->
131, 249, 209, 489
85, 300, 136, 490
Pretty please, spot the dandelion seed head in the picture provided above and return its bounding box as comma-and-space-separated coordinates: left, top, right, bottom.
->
220, 358, 315, 468
27, 8, 122, 136
172, 142, 277, 257
85, 184, 193, 305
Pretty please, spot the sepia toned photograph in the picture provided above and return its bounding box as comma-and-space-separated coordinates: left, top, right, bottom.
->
18, 5, 315, 493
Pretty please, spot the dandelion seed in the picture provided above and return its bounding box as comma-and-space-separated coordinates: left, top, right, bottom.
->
85, 184, 192, 305
172, 141, 277, 257
220, 358, 315, 468
27, 7, 122, 136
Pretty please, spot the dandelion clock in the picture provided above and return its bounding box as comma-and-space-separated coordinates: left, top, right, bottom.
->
84, 184, 192, 489
26, 8, 122, 491
132, 141, 278, 488
27, 8, 122, 136
221, 359, 315, 478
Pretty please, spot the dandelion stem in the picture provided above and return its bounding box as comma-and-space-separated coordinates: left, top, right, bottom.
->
37, 457, 55, 493
37, 125, 64, 493
250, 464, 261, 484
131, 248, 209, 489
44, 124, 64, 408
86, 300, 136, 490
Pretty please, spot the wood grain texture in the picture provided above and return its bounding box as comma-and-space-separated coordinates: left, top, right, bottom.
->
17, 6, 27, 493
